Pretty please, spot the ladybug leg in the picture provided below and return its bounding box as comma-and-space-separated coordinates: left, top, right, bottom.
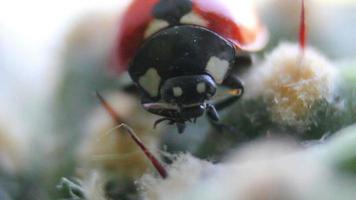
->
207, 75, 243, 133
208, 118, 237, 133
234, 52, 253, 68
206, 104, 220, 122
214, 75, 244, 111
229, 52, 253, 75
211, 51, 250, 111
176, 122, 186, 134
207, 104, 235, 132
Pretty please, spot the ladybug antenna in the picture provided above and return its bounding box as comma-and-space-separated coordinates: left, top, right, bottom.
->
96, 92, 168, 179
299, 0, 307, 51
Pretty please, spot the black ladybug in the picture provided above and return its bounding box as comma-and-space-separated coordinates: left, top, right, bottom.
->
129, 25, 248, 133
116, 0, 267, 133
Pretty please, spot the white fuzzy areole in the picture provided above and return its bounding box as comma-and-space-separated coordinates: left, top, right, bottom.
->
196, 82, 206, 94
144, 19, 170, 38
139, 68, 161, 97
206, 57, 230, 84
180, 12, 208, 26
173, 87, 183, 97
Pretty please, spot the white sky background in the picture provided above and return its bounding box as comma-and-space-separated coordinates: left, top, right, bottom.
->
0, 0, 128, 99
0, 0, 355, 121
0, 0, 130, 133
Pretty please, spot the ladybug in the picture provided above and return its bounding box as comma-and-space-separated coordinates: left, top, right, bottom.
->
115, 0, 268, 133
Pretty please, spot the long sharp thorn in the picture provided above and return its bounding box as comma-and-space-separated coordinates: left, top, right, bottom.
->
96, 92, 168, 179
119, 124, 168, 178
96, 91, 123, 124
299, 0, 307, 51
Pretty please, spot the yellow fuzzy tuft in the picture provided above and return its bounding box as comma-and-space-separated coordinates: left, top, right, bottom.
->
245, 42, 336, 126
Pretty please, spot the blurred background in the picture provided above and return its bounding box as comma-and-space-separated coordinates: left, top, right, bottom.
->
1, 0, 356, 199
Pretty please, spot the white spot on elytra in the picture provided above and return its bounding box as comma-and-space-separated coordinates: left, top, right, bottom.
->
206, 56, 230, 84
196, 82, 206, 93
144, 19, 169, 38
173, 87, 183, 97
180, 12, 208, 26
139, 68, 161, 97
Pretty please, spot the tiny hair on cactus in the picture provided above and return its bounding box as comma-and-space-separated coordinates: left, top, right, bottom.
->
96, 92, 168, 178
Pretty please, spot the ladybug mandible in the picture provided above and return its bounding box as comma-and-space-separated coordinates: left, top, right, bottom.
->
115, 0, 268, 133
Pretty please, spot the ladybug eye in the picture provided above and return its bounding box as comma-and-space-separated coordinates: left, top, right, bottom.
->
205, 80, 217, 97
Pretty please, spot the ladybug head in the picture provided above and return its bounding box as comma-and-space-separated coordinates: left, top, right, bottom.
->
158, 74, 216, 120
161, 74, 216, 106
143, 74, 216, 121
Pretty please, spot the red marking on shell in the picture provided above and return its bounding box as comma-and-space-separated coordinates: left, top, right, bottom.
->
192, 0, 268, 51
114, 0, 159, 74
